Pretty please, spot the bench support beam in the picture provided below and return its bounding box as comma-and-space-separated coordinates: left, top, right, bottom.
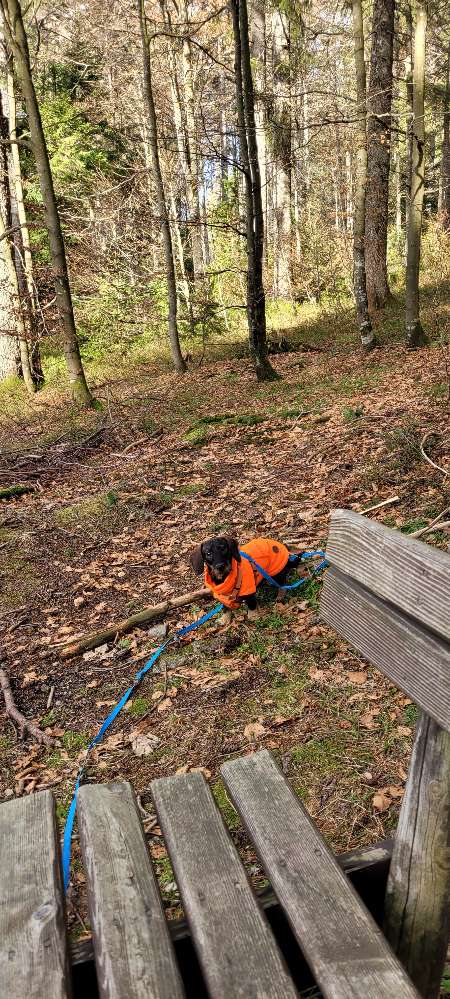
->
384, 712, 450, 999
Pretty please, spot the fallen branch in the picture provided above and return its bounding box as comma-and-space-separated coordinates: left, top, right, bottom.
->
411, 521, 450, 539
0, 484, 35, 500
420, 432, 448, 478
411, 507, 450, 539
362, 495, 399, 514
0, 669, 55, 746
58, 586, 210, 658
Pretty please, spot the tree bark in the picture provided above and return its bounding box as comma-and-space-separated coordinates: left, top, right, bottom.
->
230, 0, 278, 381
439, 41, 450, 229
365, 0, 395, 312
136, 0, 186, 373
0, 51, 34, 391
271, 7, 292, 299
1, 0, 93, 405
405, 2, 428, 348
351, 0, 376, 349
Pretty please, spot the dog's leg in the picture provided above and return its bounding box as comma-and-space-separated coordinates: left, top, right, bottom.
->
220, 609, 233, 627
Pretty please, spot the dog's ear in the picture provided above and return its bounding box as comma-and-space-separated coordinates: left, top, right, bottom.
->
224, 535, 241, 563
189, 543, 205, 575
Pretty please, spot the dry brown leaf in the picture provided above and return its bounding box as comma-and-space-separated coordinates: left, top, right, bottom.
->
131, 733, 160, 757
386, 785, 404, 798
372, 791, 392, 812
360, 712, 378, 730
397, 725, 412, 736
345, 671, 368, 684
190, 766, 212, 778
157, 697, 172, 713
244, 722, 265, 742
21, 671, 40, 687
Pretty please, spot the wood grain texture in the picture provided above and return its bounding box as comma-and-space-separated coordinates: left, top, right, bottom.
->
151, 770, 297, 999
222, 751, 420, 999
326, 508, 450, 641
320, 567, 450, 730
77, 782, 184, 999
0, 790, 72, 999
384, 713, 450, 999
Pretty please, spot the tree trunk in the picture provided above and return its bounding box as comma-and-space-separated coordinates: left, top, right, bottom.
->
351, 0, 376, 349
230, 0, 278, 382
439, 41, 450, 229
405, 2, 428, 349
1, 0, 93, 405
271, 7, 292, 299
249, 0, 268, 257
365, 0, 395, 312
136, 0, 186, 373
0, 47, 34, 391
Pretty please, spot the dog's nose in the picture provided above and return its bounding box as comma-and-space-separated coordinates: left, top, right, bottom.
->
216, 562, 226, 572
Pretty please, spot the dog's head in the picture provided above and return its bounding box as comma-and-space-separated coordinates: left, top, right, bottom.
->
190, 535, 240, 583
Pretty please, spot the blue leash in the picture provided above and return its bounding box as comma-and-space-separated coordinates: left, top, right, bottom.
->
240, 549, 329, 589
62, 550, 328, 890
62, 602, 222, 891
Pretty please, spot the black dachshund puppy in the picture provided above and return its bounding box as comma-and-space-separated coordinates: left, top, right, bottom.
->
190, 535, 302, 621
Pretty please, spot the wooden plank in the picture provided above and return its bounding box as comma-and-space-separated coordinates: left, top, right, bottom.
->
326, 508, 450, 641
151, 770, 297, 999
320, 567, 450, 731
77, 782, 184, 999
384, 713, 450, 999
0, 790, 72, 999
222, 750, 420, 999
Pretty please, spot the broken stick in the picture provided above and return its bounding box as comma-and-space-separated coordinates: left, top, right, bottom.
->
58, 586, 210, 658
0, 669, 54, 746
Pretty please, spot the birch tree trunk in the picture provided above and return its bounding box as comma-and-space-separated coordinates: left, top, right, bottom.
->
1, 0, 93, 405
351, 0, 375, 349
271, 7, 292, 299
365, 0, 394, 312
136, 0, 186, 373
0, 37, 34, 391
230, 0, 277, 381
439, 41, 450, 229
405, 1, 428, 349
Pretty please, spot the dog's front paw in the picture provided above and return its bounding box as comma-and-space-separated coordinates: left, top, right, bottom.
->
220, 609, 233, 627
247, 607, 260, 623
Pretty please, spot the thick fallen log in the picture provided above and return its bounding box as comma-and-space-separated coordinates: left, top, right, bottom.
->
0, 669, 55, 746
58, 586, 211, 658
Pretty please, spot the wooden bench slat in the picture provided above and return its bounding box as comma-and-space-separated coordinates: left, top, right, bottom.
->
326, 509, 450, 642
320, 567, 450, 730
151, 771, 297, 999
77, 782, 185, 999
222, 750, 420, 999
0, 791, 72, 999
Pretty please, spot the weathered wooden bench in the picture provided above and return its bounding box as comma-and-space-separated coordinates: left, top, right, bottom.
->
0, 510, 449, 998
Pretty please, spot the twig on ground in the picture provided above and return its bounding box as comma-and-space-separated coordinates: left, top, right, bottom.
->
46, 686, 55, 710
411, 506, 450, 538
411, 521, 450, 539
362, 495, 399, 514
56, 586, 210, 658
420, 432, 448, 478
0, 669, 55, 746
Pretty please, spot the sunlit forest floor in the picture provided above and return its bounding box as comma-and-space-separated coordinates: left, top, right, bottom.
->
0, 288, 449, 983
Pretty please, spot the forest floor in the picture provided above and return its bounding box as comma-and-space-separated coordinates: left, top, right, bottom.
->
0, 299, 449, 977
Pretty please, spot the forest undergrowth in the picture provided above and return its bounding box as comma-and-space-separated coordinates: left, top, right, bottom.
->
0, 299, 449, 956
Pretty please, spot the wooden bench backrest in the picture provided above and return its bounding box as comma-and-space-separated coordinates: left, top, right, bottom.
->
320, 509, 450, 999
320, 509, 450, 729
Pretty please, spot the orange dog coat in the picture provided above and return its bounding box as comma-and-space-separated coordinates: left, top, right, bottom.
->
204, 537, 290, 609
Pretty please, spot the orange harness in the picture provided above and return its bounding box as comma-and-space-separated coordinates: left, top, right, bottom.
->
204, 537, 290, 609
